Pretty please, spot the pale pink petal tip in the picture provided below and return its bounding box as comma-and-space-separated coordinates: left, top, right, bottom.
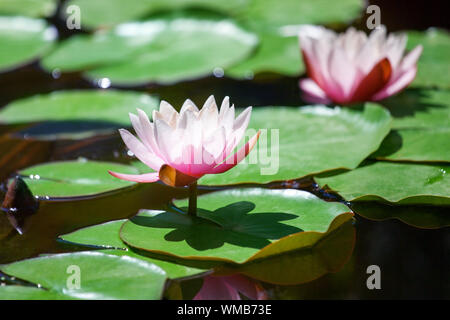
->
108, 170, 159, 183
212, 130, 260, 174
299, 78, 332, 104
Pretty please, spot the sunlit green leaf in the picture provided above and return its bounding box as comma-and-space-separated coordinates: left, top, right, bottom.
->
221, 213, 355, 285
373, 88, 450, 162
226, 32, 304, 78
0, 286, 73, 300
0, 16, 56, 72
0, 252, 167, 299
0, 0, 57, 18
200, 103, 392, 185
62, 0, 249, 29
42, 16, 258, 85
120, 188, 351, 269
351, 202, 450, 229
240, 0, 364, 31
0, 90, 158, 140
408, 29, 450, 89
316, 161, 450, 205
20, 159, 139, 198
61, 220, 206, 279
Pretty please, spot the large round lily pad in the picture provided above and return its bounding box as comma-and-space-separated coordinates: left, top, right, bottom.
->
0, 90, 159, 140
240, 0, 364, 31
0, 286, 73, 300
373, 88, 450, 162
19, 159, 139, 198
408, 29, 450, 89
226, 32, 304, 78
220, 213, 355, 284
62, 0, 249, 30
316, 161, 450, 205
0, 252, 167, 300
0, 16, 56, 72
199, 103, 392, 185
61, 219, 206, 279
42, 16, 258, 85
0, 0, 57, 17
351, 202, 450, 229
120, 188, 352, 267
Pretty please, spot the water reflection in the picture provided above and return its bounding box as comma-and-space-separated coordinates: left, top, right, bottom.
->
194, 274, 267, 300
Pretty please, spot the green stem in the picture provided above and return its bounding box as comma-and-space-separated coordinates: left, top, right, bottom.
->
187, 181, 197, 217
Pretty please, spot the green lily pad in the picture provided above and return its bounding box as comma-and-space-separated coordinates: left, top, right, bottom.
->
61, 220, 206, 279
42, 16, 258, 85
120, 188, 351, 267
19, 159, 139, 198
226, 32, 304, 79
241, 0, 364, 31
383, 88, 450, 129
62, 0, 249, 30
0, 16, 56, 72
373, 129, 450, 163
0, 0, 57, 17
351, 202, 450, 229
0, 90, 159, 140
0, 252, 167, 299
221, 213, 355, 285
408, 29, 450, 89
200, 103, 392, 185
0, 286, 73, 300
373, 88, 450, 162
316, 161, 450, 205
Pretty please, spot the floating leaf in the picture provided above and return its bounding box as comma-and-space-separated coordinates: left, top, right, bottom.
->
200, 103, 392, 185
0, 286, 72, 300
62, 220, 206, 279
316, 162, 450, 205
19, 160, 139, 198
0, 90, 159, 140
374, 129, 450, 163
62, 0, 249, 29
373, 88, 450, 162
0, 0, 57, 18
42, 16, 258, 85
351, 202, 450, 229
0, 252, 167, 299
240, 0, 364, 31
220, 213, 355, 285
408, 29, 450, 89
226, 32, 304, 78
120, 188, 351, 269
0, 16, 56, 72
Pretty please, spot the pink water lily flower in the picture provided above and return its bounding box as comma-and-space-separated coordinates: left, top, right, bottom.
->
109, 96, 260, 187
298, 25, 423, 105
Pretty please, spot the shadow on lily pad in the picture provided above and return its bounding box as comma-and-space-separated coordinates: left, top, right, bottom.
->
129, 201, 302, 251
380, 87, 447, 119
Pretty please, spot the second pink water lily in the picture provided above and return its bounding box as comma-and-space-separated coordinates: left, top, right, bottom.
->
109, 96, 260, 186
299, 25, 423, 105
